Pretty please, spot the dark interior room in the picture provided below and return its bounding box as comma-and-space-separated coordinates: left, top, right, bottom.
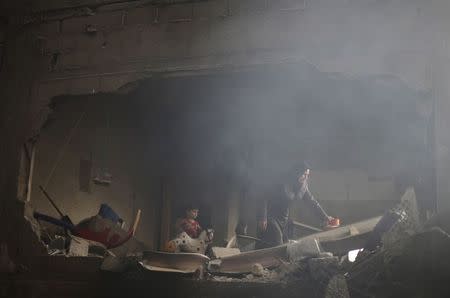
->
1, 1, 450, 297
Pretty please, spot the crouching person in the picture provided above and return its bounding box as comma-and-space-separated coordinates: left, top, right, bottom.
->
165, 204, 214, 254
175, 205, 202, 239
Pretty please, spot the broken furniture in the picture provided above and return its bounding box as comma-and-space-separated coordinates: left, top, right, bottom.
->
34, 205, 141, 250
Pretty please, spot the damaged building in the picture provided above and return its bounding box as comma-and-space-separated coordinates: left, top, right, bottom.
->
1, 0, 450, 297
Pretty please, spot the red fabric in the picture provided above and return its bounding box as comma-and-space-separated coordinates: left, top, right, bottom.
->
75, 225, 133, 249
178, 218, 201, 238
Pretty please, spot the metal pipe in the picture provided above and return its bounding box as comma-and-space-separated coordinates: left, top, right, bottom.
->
38, 185, 65, 218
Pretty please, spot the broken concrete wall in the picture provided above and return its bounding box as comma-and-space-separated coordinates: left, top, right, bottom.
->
30, 94, 160, 247
31, 0, 437, 96
0, 27, 48, 260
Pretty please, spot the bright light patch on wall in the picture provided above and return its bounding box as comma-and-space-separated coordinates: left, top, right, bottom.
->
348, 249, 363, 262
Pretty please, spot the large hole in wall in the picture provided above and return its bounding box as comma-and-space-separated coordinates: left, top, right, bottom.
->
27, 63, 434, 252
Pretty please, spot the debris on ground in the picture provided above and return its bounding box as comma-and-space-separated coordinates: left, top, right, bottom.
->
346, 227, 450, 297
308, 256, 339, 281
324, 274, 350, 298
22, 187, 450, 297
206, 187, 444, 298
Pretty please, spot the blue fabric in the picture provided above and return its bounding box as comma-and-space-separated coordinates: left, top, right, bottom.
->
98, 204, 122, 223
33, 212, 75, 232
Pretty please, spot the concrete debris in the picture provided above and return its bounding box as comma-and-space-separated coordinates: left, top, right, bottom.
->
381, 187, 422, 251
208, 254, 348, 298
308, 256, 339, 281
347, 227, 450, 297
211, 267, 279, 283
324, 274, 350, 298
319, 252, 334, 258
251, 263, 265, 276
205, 190, 428, 297
211, 247, 240, 259
287, 238, 322, 261
21, 184, 447, 297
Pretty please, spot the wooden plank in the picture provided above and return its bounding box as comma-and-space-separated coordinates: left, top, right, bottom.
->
26, 143, 36, 202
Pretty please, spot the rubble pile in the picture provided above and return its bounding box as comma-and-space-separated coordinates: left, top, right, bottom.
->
346, 227, 450, 297
208, 226, 450, 297
209, 254, 348, 297
207, 188, 450, 297
343, 189, 450, 297
20, 187, 450, 297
